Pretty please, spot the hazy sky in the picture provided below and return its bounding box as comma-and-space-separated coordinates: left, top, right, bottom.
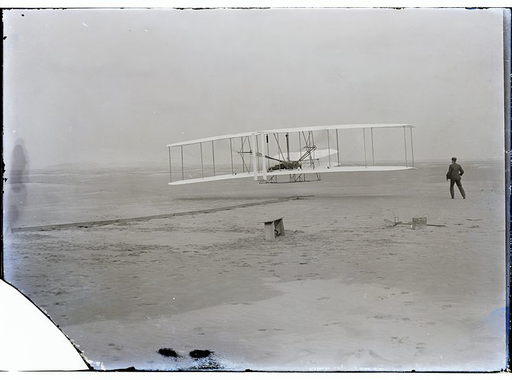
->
3, 8, 506, 168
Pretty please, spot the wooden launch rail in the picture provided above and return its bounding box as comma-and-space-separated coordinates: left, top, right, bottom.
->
12, 196, 312, 233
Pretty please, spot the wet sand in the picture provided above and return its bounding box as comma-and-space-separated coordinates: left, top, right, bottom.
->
3, 161, 507, 371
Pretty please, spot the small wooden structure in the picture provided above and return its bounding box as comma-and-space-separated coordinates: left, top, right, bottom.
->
264, 218, 285, 240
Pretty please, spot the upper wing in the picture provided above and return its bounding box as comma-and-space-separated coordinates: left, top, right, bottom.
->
167, 131, 254, 148
259, 123, 414, 134
167, 124, 415, 148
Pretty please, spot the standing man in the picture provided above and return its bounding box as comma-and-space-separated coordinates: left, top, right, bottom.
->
446, 157, 466, 199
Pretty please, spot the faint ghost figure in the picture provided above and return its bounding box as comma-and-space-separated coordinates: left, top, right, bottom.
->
4, 139, 29, 233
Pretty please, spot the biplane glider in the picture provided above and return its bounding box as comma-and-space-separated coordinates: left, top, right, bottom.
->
166, 124, 415, 185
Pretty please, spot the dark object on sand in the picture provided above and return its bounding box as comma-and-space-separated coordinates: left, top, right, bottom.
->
189, 349, 213, 359
411, 217, 427, 230
158, 348, 180, 358
384, 216, 445, 228
188, 350, 221, 370
264, 217, 285, 240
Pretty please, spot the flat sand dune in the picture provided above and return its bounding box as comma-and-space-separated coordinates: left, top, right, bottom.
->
3, 161, 507, 371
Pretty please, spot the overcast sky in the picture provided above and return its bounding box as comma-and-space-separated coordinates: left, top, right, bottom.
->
3, 8, 506, 168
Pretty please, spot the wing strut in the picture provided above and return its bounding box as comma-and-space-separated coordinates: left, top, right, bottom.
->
181, 146, 184, 180
168, 146, 172, 183
266, 134, 270, 171
260, 133, 267, 181
363, 129, 367, 167
336, 129, 341, 166
273, 133, 286, 162
410, 127, 415, 167
212, 141, 216, 176
229, 138, 234, 175
371, 127, 375, 166
239, 137, 251, 173
200, 142, 204, 178
251, 134, 258, 180
403, 126, 408, 167
327, 129, 331, 168
286, 133, 290, 162
298, 132, 302, 163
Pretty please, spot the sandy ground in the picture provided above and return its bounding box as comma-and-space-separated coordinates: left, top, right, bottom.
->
2, 161, 507, 371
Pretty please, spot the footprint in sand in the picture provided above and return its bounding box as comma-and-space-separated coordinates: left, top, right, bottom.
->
404, 301, 413, 306
442, 304, 452, 310
391, 336, 409, 345
373, 314, 393, 320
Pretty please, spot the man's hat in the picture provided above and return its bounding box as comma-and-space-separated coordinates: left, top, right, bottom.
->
452, 157, 457, 161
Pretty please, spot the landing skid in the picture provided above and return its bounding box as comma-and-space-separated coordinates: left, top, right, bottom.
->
259, 173, 322, 184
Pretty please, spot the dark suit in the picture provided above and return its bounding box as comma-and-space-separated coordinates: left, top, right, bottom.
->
446, 163, 466, 199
